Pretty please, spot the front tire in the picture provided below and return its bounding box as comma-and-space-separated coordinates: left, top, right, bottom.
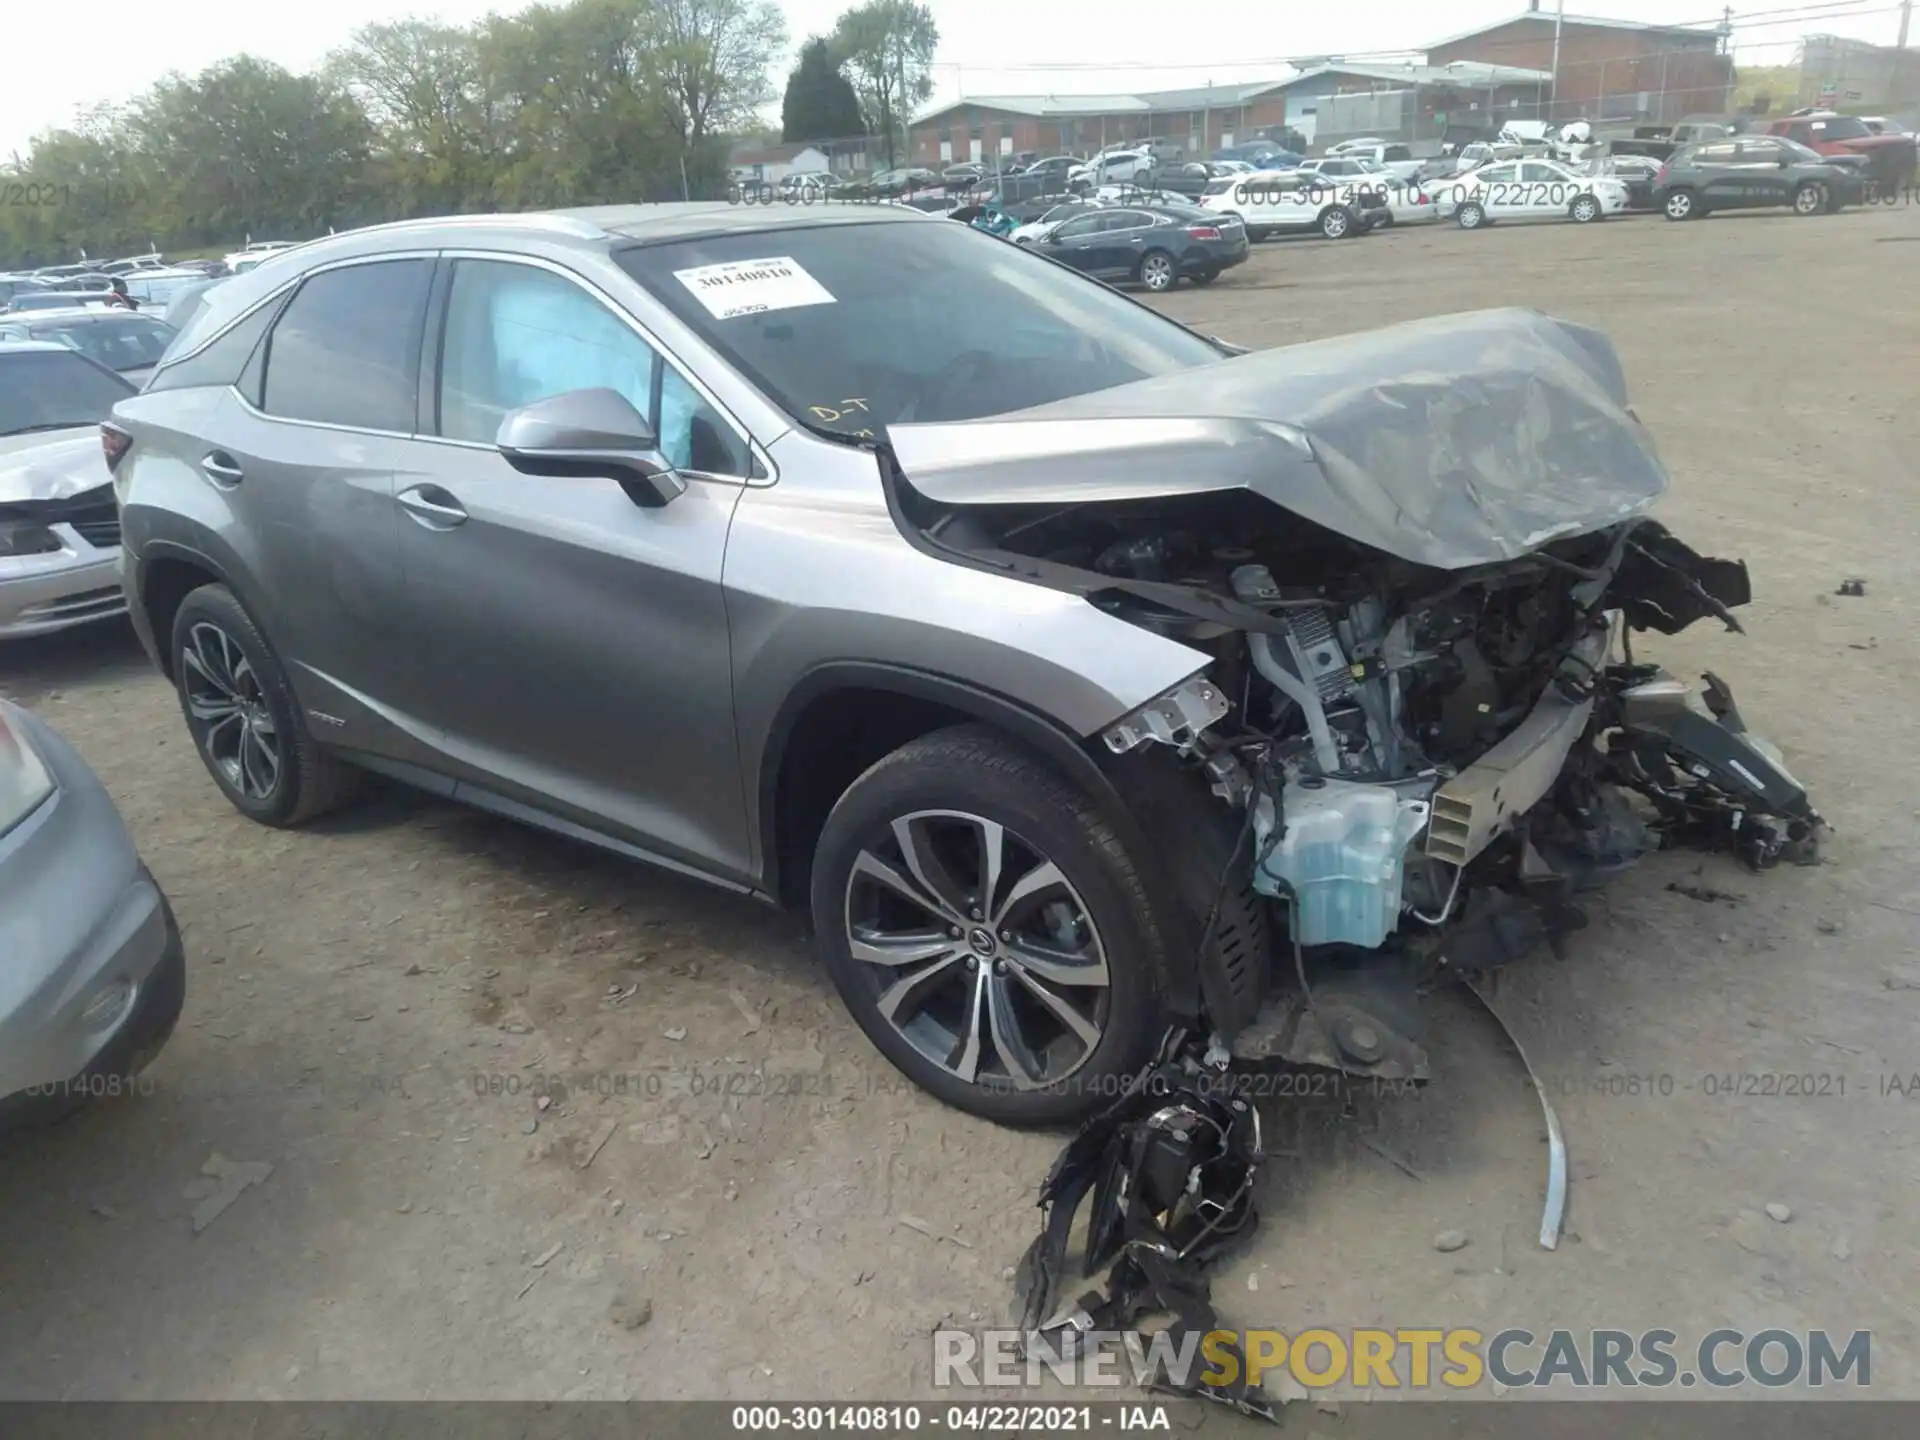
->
170, 584, 360, 827
810, 726, 1165, 1126
1793, 181, 1828, 216
1319, 206, 1353, 239
1570, 194, 1602, 223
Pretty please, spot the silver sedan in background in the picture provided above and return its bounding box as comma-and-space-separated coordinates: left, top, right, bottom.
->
0, 700, 186, 1125
0, 341, 135, 639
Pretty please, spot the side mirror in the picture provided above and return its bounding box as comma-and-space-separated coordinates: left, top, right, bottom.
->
1778, 157, 1792, 168
496, 388, 686, 509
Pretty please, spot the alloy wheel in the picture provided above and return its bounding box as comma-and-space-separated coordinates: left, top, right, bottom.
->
181, 621, 282, 801
1572, 196, 1600, 222
842, 809, 1110, 1090
1141, 254, 1175, 290
1322, 210, 1350, 238
1664, 191, 1693, 220
1794, 183, 1826, 215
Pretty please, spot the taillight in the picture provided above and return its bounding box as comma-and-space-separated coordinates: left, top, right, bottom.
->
101, 422, 132, 473
1186, 224, 1223, 239
1652, 164, 1669, 184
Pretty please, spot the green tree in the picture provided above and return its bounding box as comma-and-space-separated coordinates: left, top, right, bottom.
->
831, 0, 938, 168
647, 0, 787, 149
781, 36, 864, 143
326, 20, 496, 215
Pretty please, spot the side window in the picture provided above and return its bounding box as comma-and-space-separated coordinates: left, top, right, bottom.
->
437, 259, 749, 477
1384, 145, 1412, 162
1480, 164, 1518, 184
1518, 162, 1557, 183
146, 290, 290, 398
260, 260, 431, 431
1052, 215, 1101, 239
438, 260, 656, 445
1695, 142, 1738, 162
1784, 123, 1812, 144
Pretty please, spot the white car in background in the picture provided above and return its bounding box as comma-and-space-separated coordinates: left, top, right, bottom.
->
1352, 160, 1440, 223
1069, 149, 1156, 187
1198, 169, 1385, 239
1434, 157, 1631, 228
1009, 198, 1104, 244
223, 241, 298, 273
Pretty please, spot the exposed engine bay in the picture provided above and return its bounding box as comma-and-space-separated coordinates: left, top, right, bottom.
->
908, 486, 1824, 1074
881, 308, 1825, 1079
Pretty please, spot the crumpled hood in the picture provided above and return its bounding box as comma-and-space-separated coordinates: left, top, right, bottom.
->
0, 433, 109, 506
888, 308, 1670, 570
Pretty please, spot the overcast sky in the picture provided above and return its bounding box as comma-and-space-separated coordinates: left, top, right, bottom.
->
3, 0, 1906, 158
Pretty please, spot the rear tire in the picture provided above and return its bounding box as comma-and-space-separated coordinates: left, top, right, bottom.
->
170, 584, 361, 827
810, 725, 1167, 1126
1319, 206, 1353, 239
1662, 187, 1698, 221
1456, 201, 1487, 230
1137, 249, 1178, 291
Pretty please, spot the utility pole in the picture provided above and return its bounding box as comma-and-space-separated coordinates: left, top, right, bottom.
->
1899, 0, 1911, 48
1550, 0, 1565, 123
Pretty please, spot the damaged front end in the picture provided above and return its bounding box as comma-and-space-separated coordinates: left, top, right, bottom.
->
885, 308, 1823, 1080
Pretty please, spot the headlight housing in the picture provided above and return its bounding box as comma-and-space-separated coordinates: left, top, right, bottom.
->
0, 520, 62, 559
0, 705, 56, 840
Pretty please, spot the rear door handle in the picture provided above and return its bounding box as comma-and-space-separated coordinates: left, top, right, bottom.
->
200, 452, 243, 486
398, 484, 468, 529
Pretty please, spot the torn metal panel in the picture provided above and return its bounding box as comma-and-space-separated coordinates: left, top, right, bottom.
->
890, 308, 1668, 571
1464, 981, 1567, 1252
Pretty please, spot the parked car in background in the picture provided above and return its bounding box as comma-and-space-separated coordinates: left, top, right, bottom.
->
224, 242, 299, 274
1326, 136, 1390, 155
1198, 169, 1387, 239
1033, 202, 1246, 290
0, 341, 135, 639
1009, 197, 1102, 244
1652, 135, 1866, 220
0, 275, 54, 309
0, 309, 178, 386
0, 700, 186, 1128
1452, 141, 1524, 171
1070, 148, 1157, 187
1287, 156, 1377, 182
162, 277, 224, 331
1352, 162, 1440, 223
1437, 157, 1631, 228
1336, 143, 1421, 181
1587, 154, 1662, 210
98, 253, 169, 276
7, 291, 117, 315
119, 267, 212, 312
1608, 115, 1744, 162
1212, 142, 1301, 170
1765, 111, 1917, 184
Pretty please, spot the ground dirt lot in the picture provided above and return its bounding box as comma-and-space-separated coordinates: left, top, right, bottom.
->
3, 204, 1918, 1420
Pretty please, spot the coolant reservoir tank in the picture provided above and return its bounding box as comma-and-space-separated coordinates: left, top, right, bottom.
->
1252, 778, 1431, 949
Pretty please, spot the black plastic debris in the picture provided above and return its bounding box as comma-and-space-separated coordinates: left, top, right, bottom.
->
1012, 1032, 1280, 1424
1838, 578, 1866, 597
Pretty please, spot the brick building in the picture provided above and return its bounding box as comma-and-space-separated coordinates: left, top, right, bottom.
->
1426, 8, 1733, 124
909, 82, 1298, 168
908, 62, 1550, 163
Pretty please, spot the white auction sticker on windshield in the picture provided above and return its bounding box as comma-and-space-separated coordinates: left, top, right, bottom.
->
672, 257, 836, 319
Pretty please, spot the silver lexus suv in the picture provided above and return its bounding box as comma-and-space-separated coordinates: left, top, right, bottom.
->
109, 203, 1818, 1124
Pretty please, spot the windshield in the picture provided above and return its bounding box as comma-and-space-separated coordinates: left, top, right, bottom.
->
0, 350, 135, 435
1810, 116, 1872, 141
617, 217, 1222, 440
30, 315, 175, 372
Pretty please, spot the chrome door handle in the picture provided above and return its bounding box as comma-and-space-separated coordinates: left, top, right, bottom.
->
398, 485, 468, 529
200, 452, 243, 486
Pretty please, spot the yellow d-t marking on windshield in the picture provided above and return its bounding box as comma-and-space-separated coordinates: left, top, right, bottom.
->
809, 398, 871, 424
